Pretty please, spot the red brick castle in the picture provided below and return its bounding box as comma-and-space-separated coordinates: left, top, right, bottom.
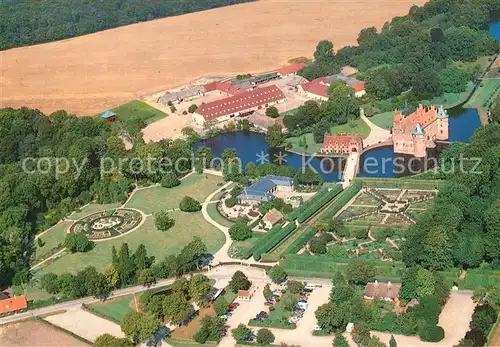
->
392, 104, 449, 158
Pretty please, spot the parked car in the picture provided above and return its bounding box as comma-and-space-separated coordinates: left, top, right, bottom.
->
224, 312, 232, 317
297, 302, 308, 310
232, 302, 240, 307
299, 297, 308, 302
219, 315, 228, 320
264, 302, 273, 306
313, 325, 322, 331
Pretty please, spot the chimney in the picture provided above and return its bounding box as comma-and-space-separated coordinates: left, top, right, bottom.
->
388, 281, 391, 287
374, 280, 378, 285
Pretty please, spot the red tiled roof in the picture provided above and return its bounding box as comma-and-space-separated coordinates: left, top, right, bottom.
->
300, 80, 328, 98
196, 85, 285, 120
279, 63, 307, 75
394, 104, 438, 132
351, 81, 365, 92
323, 134, 362, 147
204, 81, 245, 95
238, 290, 250, 297
0, 296, 27, 314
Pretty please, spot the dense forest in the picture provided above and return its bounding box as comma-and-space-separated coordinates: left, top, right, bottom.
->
0, 107, 194, 287
289, 0, 500, 133
401, 124, 500, 270
0, 0, 255, 50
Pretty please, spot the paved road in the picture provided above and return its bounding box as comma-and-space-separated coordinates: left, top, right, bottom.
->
0, 266, 271, 326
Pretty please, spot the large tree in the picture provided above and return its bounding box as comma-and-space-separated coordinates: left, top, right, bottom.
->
228, 270, 251, 293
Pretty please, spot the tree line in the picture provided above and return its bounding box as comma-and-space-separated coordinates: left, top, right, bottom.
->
39, 237, 209, 303
1, 0, 255, 50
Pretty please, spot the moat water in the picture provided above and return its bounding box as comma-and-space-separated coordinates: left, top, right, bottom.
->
193, 22, 498, 180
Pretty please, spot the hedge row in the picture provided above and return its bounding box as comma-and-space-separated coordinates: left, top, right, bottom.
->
286, 226, 317, 255
286, 187, 330, 221
319, 181, 362, 220
353, 177, 446, 190
253, 222, 297, 261
297, 185, 343, 223
238, 223, 284, 259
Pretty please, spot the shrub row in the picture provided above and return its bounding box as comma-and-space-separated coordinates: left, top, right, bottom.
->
253, 222, 297, 261
248, 318, 296, 329
237, 223, 284, 259
320, 182, 362, 220
286, 226, 317, 255
297, 185, 343, 223
286, 187, 330, 221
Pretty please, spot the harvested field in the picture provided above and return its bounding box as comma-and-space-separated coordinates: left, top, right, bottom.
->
0, 320, 88, 347
1, 0, 426, 115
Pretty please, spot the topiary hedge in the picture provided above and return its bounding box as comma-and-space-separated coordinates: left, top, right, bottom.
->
419, 325, 445, 342
286, 188, 330, 221
253, 222, 297, 261
320, 181, 362, 220
297, 185, 343, 223
286, 226, 317, 254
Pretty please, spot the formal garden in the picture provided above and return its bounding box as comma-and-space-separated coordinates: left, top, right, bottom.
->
69, 208, 142, 240
30, 174, 226, 283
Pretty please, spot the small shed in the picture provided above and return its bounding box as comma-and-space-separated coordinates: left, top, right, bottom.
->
99, 110, 117, 122
236, 287, 255, 301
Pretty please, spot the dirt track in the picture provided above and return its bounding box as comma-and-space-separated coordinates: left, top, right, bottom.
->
1, 0, 426, 116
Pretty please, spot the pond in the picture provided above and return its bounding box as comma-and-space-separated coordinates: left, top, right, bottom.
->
488, 21, 500, 41
358, 107, 481, 178
194, 22, 498, 181
193, 132, 344, 181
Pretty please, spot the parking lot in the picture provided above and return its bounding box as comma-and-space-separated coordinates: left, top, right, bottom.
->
218, 278, 333, 347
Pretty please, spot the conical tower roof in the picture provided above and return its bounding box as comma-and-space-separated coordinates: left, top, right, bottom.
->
412, 123, 425, 136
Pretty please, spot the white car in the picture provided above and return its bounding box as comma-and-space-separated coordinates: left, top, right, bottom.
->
313, 325, 322, 331
219, 315, 228, 320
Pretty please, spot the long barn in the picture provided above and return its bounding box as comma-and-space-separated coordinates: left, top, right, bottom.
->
193, 85, 286, 126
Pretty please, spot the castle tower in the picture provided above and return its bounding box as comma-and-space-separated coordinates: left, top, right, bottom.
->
413, 123, 427, 157
436, 105, 449, 140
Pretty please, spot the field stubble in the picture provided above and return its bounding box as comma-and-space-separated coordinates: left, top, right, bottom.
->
1, 0, 426, 115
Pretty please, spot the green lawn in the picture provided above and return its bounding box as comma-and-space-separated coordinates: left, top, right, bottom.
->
35, 211, 225, 276
368, 111, 393, 130
110, 100, 168, 125
287, 118, 371, 154
206, 202, 234, 228
13, 283, 55, 302
89, 295, 135, 323
429, 82, 475, 108
68, 202, 123, 221
465, 79, 500, 110
229, 233, 264, 259
248, 294, 298, 329
35, 221, 73, 261
124, 174, 224, 214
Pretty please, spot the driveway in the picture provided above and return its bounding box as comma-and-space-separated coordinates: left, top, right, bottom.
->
372, 290, 476, 347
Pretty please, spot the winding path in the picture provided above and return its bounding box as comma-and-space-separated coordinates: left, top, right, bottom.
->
201, 181, 234, 263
